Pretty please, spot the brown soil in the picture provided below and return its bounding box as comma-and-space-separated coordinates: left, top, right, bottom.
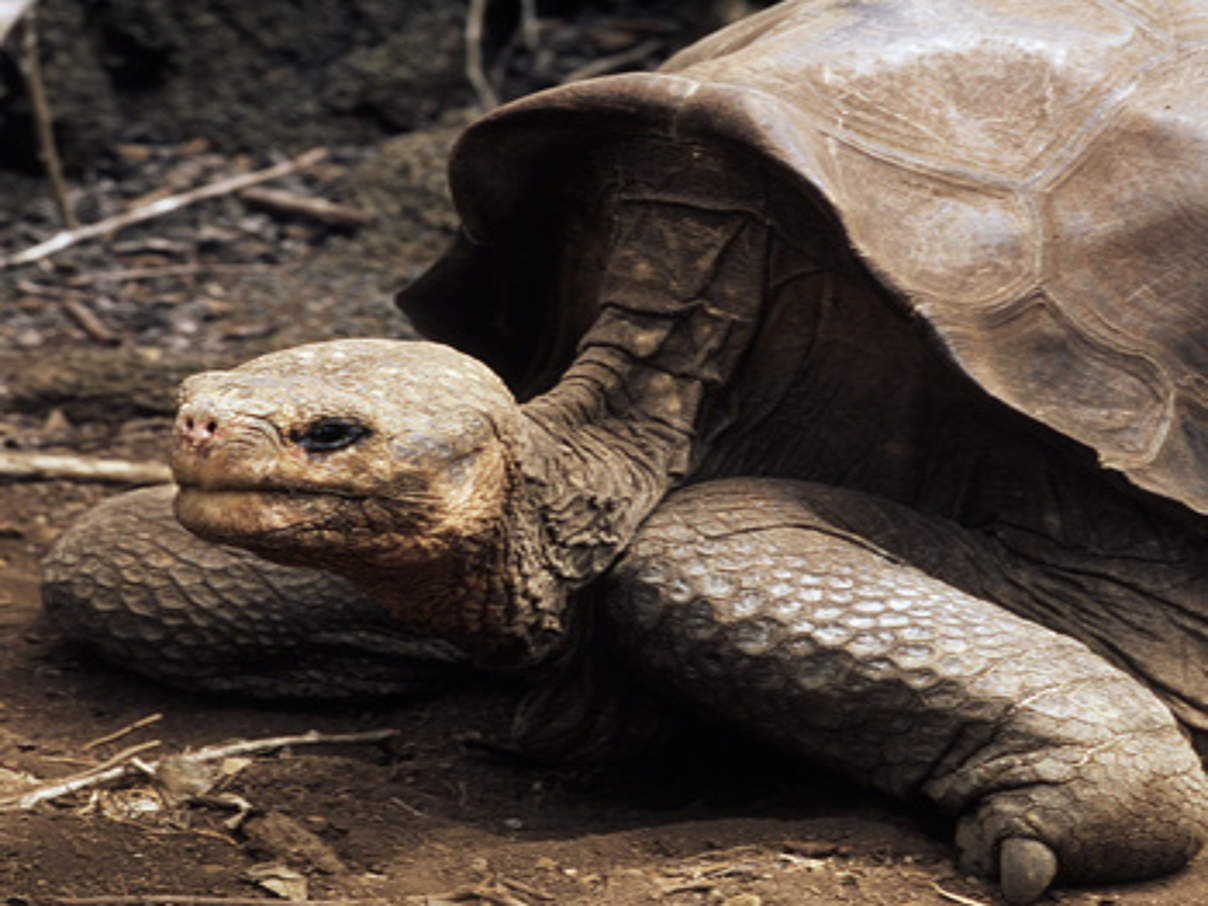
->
1, 5, 1205, 906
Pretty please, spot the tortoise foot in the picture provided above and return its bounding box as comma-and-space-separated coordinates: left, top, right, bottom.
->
951, 712, 1206, 897
999, 838, 1058, 906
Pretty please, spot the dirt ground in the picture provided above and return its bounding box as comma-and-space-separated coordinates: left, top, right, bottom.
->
1, 5, 1207, 906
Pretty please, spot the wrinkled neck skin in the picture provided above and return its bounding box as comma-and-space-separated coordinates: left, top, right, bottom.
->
354, 494, 558, 670
447, 158, 770, 667
518, 349, 702, 588
395, 352, 711, 669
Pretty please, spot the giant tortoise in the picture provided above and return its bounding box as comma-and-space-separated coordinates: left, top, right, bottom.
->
43, 0, 1208, 902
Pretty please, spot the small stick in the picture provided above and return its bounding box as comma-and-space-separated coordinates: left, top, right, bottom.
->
39, 755, 101, 768
0, 147, 329, 270
112, 237, 192, 255
0, 451, 172, 485
240, 186, 375, 228
559, 37, 663, 83
17, 278, 91, 298
17, 9, 76, 228
499, 876, 554, 901
4, 740, 162, 810
68, 263, 259, 285
60, 298, 119, 345
83, 712, 164, 751
3, 728, 399, 812
183, 728, 399, 762
930, 882, 991, 906
189, 826, 243, 847
85, 739, 164, 776
390, 796, 428, 818
519, 0, 539, 50
465, 0, 499, 109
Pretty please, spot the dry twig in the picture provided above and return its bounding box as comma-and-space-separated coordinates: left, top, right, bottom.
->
465, 0, 499, 109
0, 147, 329, 270
83, 712, 164, 751
0, 451, 172, 485
17, 8, 76, 228
240, 186, 375, 228
7, 739, 163, 811
498, 876, 554, 901
60, 298, 119, 344
184, 728, 399, 761
560, 37, 664, 83
519, 0, 539, 50
931, 882, 991, 906
2, 728, 399, 812
85, 740, 165, 776
67, 263, 260, 285
390, 795, 428, 818
16, 278, 90, 297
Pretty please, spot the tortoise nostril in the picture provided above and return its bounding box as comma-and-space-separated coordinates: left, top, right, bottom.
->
179, 412, 220, 444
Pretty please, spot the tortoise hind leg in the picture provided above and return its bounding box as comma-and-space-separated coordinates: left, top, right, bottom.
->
41, 485, 466, 698
601, 478, 1207, 904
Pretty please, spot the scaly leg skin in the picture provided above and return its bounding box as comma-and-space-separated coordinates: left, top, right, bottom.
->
602, 478, 1207, 904
42, 485, 465, 698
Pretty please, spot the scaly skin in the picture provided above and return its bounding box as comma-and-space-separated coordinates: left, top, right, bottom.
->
603, 478, 1207, 902
43, 485, 465, 698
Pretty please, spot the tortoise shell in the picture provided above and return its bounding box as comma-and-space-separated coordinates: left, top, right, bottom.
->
398, 0, 1208, 514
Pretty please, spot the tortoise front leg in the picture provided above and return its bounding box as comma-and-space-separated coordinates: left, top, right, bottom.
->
42, 485, 466, 698
601, 478, 1206, 904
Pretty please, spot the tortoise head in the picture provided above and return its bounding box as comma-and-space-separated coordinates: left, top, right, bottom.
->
171, 339, 523, 575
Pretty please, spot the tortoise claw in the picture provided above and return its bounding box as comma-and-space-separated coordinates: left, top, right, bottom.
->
1000, 837, 1058, 905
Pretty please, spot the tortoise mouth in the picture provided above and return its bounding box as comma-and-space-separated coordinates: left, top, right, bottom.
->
174, 480, 439, 543
169, 436, 394, 503
173, 485, 368, 551
174, 478, 370, 501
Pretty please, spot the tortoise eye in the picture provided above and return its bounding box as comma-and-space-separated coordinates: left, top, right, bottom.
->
292, 417, 370, 453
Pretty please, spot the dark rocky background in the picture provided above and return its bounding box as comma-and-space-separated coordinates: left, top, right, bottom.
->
0, 0, 764, 407
0, 0, 753, 169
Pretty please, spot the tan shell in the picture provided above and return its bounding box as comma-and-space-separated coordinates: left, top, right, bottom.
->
399, 0, 1208, 514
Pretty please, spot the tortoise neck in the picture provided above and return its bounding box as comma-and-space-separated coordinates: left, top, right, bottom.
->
401, 142, 776, 666
517, 346, 699, 585
362, 505, 569, 668
516, 152, 773, 590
